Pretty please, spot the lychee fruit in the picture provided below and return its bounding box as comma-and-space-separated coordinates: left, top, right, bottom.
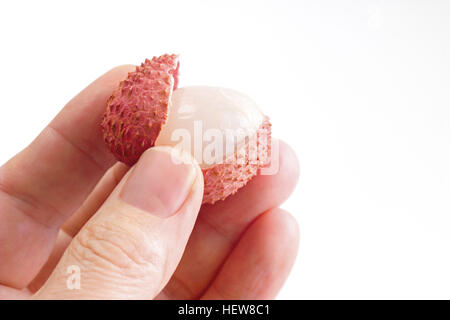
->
101, 54, 271, 204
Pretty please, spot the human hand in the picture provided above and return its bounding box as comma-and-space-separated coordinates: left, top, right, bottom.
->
0, 66, 300, 300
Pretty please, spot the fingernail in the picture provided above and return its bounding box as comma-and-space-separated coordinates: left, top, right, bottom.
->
120, 147, 197, 218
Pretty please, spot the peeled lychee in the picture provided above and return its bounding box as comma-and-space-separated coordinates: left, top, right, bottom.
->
102, 54, 271, 204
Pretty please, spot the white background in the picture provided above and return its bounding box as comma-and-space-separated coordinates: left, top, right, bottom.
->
1, 0, 450, 299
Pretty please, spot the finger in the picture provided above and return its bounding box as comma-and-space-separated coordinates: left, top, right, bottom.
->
62, 162, 129, 238
0, 285, 31, 300
35, 147, 204, 299
27, 162, 129, 292
0, 65, 134, 288
27, 230, 72, 293
201, 208, 299, 300
158, 140, 299, 299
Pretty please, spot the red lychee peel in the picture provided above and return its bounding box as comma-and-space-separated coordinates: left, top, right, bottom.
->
202, 118, 271, 204
101, 54, 179, 166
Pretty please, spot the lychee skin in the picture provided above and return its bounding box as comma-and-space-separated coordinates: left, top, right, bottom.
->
101, 54, 179, 166
202, 118, 271, 204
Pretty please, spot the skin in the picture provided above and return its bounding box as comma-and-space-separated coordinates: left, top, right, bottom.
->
0, 66, 300, 300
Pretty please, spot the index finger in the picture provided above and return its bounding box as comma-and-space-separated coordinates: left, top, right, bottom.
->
0, 65, 134, 288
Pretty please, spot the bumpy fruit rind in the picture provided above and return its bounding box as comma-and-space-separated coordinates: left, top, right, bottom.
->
202, 118, 271, 204
101, 54, 179, 165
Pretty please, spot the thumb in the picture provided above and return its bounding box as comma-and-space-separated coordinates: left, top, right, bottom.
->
34, 147, 203, 299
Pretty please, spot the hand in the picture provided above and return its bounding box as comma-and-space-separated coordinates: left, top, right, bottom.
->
0, 66, 300, 300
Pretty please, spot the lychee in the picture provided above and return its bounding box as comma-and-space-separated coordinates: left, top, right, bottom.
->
102, 54, 271, 204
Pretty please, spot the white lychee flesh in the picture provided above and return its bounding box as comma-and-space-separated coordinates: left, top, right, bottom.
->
155, 86, 265, 169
